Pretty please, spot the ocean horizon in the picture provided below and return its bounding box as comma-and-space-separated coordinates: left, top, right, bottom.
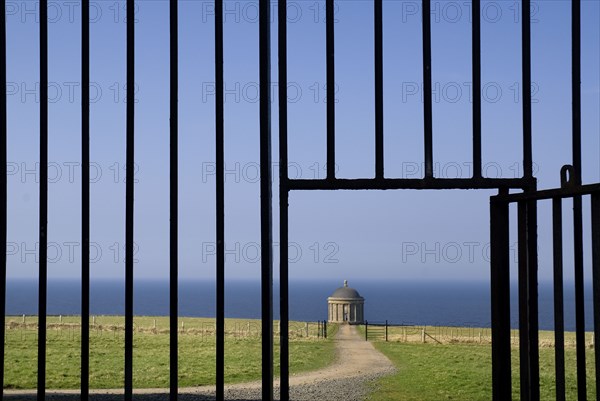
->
4, 279, 595, 331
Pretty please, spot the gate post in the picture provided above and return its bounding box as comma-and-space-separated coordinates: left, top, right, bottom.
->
490, 195, 512, 401
591, 193, 600, 395
365, 321, 368, 341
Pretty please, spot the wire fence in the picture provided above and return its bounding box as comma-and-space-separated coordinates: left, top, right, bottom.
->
362, 323, 596, 348
4, 316, 334, 343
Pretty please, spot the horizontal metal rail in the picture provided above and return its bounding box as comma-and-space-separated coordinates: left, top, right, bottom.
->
289, 178, 534, 191
492, 183, 600, 202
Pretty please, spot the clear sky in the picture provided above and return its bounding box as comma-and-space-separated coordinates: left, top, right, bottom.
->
4, 0, 600, 284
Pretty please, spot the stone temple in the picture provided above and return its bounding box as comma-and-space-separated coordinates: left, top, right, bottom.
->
327, 280, 364, 324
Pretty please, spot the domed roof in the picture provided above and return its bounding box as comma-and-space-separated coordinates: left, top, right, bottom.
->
329, 280, 363, 299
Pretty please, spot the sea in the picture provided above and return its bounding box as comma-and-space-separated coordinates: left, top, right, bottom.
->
4, 279, 595, 331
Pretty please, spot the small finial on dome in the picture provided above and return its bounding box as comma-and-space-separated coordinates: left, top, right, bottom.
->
344, 280, 348, 287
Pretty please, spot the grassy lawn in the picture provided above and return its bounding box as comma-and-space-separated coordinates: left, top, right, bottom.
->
4, 316, 336, 390
364, 328, 597, 401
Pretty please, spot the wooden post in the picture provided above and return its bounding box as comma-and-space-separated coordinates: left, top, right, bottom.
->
385, 320, 388, 342
422, 327, 426, 343
365, 321, 368, 341
154, 319, 157, 330
305, 322, 309, 337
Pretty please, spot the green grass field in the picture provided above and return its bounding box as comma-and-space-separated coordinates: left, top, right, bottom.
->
362, 325, 597, 401
3, 316, 336, 390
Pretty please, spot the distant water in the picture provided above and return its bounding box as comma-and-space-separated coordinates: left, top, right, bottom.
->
4, 279, 595, 331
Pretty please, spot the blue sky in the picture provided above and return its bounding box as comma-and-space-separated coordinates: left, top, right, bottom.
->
4, 0, 600, 284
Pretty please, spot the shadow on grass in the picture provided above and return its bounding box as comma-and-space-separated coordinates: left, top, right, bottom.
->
4, 394, 262, 401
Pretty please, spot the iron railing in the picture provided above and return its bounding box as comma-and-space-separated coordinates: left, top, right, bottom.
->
0, 0, 597, 401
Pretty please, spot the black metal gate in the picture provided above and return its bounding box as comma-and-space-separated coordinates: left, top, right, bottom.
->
0, 0, 598, 400
490, 176, 600, 401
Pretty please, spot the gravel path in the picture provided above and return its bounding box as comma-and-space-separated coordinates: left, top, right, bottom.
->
5, 325, 396, 401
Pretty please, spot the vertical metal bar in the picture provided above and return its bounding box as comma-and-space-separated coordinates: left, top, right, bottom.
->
527, 199, 540, 401
38, 0, 48, 399
0, 0, 7, 396
374, 0, 383, 179
518, 201, 530, 401
81, 0, 90, 398
490, 196, 511, 401
574, 195, 587, 401
259, 0, 273, 399
124, 0, 135, 398
422, 0, 433, 178
552, 198, 565, 401
522, 0, 532, 179
571, 3, 586, 398
591, 193, 600, 401
214, 0, 225, 398
326, 0, 335, 180
278, 0, 290, 398
169, 0, 178, 399
571, 0, 581, 184
472, 0, 481, 178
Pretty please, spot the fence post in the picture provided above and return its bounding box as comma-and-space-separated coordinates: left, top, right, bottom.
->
317, 321, 320, 338
324, 321, 327, 338
305, 322, 309, 337
422, 327, 425, 343
365, 320, 368, 341
385, 320, 388, 342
